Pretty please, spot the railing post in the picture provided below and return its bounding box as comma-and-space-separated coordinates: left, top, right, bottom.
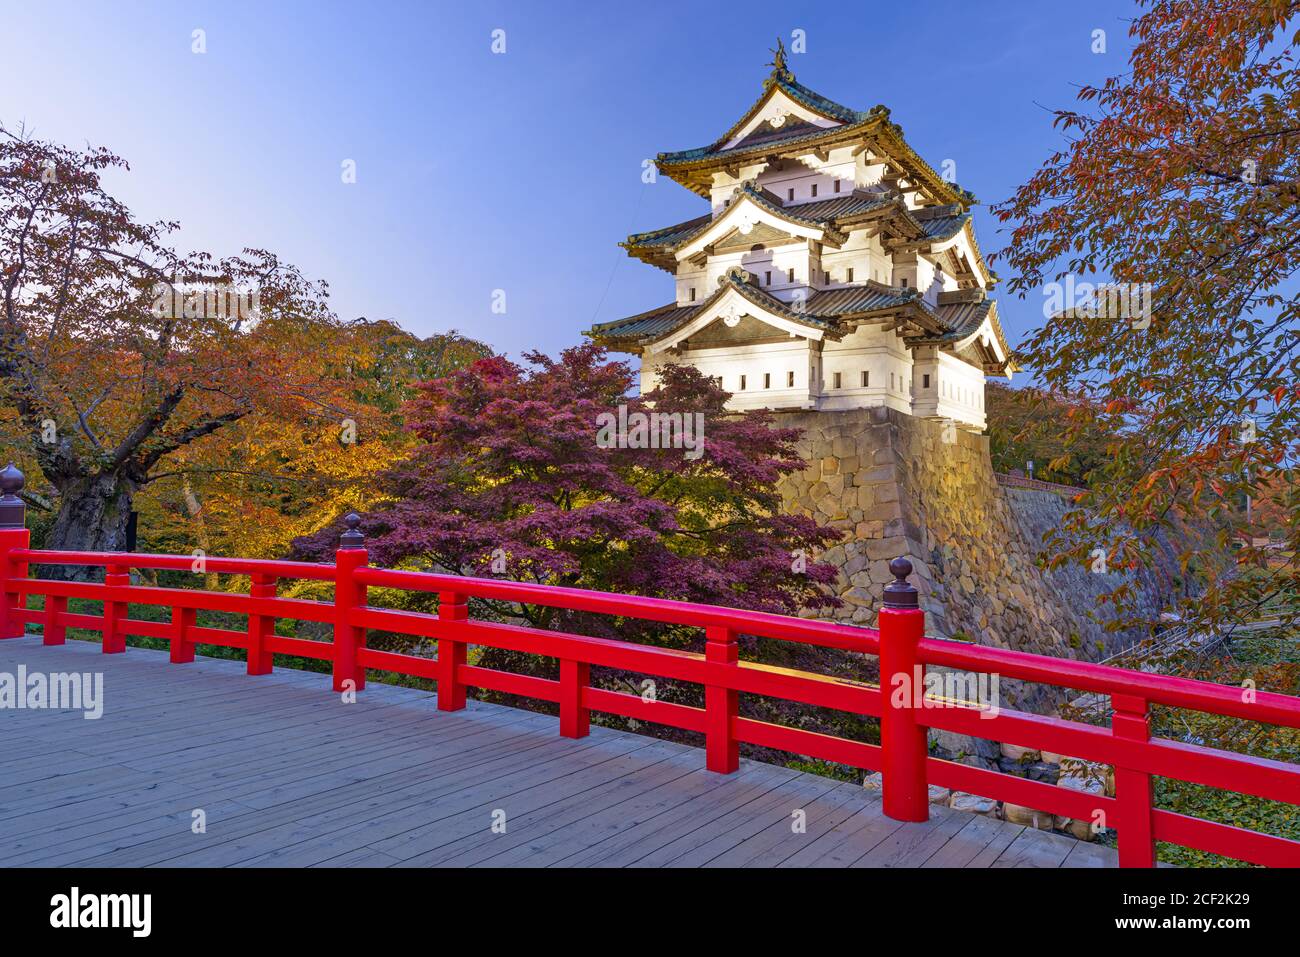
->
705, 625, 739, 773
0, 463, 30, 640
332, 514, 368, 693
170, 606, 195, 663
879, 558, 928, 823
102, 562, 129, 654
44, 595, 67, 645
247, 573, 276, 675
437, 590, 468, 711
559, 659, 590, 738
1112, 693, 1155, 867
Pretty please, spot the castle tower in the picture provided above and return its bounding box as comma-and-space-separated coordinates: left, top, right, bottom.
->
587, 43, 1015, 432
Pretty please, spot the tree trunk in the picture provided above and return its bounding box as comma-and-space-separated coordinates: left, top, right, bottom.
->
42, 473, 136, 580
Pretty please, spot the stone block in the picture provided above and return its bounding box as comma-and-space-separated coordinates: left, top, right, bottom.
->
948, 792, 998, 815
1002, 802, 1055, 830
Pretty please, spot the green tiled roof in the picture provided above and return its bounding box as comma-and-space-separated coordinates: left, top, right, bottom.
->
919, 212, 970, 241
927, 298, 994, 339
586, 273, 944, 346
660, 72, 878, 166
624, 214, 713, 250
803, 285, 922, 317
650, 60, 976, 210
624, 186, 897, 256
586, 301, 702, 342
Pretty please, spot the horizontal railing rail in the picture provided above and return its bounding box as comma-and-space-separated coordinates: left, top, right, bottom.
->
0, 502, 1296, 868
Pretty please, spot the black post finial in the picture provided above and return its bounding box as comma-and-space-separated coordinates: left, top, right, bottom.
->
0, 463, 25, 530
339, 512, 365, 550
882, 556, 918, 609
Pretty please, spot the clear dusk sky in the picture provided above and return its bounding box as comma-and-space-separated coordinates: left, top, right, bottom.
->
0, 0, 1139, 369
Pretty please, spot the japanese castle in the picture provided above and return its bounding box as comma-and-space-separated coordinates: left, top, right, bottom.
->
586, 44, 1014, 432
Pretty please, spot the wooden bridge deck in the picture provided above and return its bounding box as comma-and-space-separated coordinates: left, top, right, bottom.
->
0, 637, 1116, 868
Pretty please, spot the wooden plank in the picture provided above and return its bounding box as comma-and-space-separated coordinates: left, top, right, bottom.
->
679, 777, 864, 867
235, 739, 684, 868
1061, 839, 1118, 868
775, 796, 902, 867
557, 762, 801, 867
849, 804, 970, 867
922, 813, 1007, 868
0, 636, 1113, 868
991, 826, 1078, 868
466, 753, 714, 868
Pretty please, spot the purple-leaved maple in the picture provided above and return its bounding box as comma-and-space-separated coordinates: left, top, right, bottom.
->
295, 343, 840, 644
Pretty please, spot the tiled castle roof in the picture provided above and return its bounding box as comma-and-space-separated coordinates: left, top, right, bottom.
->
651, 62, 978, 209
659, 70, 875, 166
586, 272, 954, 347
622, 186, 968, 272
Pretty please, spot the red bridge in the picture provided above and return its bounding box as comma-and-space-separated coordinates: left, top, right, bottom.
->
0, 472, 1297, 868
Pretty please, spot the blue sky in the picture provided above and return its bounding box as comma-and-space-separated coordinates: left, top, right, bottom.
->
0, 0, 1140, 368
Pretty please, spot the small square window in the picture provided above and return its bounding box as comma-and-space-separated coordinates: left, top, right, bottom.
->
764, 373, 771, 389
833, 372, 842, 389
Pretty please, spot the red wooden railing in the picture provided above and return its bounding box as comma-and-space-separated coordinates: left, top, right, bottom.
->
0, 487, 1298, 867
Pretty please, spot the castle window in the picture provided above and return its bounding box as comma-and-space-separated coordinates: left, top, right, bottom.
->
788, 188, 794, 201
846, 268, 854, 283
787, 370, 794, 387
764, 373, 771, 389
833, 372, 842, 389
861, 371, 869, 387
787, 268, 794, 283
923, 374, 931, 389
689, 287, 696, 302
740, 375, 747, 391
811, 183, 818, 197
765, 271, 771, 286
834, 180, 841, 193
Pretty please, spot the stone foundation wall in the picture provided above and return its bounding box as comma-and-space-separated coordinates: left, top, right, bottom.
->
778, 406, 1190, 716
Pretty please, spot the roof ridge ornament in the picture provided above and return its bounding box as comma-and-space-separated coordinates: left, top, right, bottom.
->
765, 38, 793, 83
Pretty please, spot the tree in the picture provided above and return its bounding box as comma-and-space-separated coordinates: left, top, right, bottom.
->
294, 343, 840, 643
0, 125, 344, 561
131, 321, 493, 567
992, 0, 1300, 633
985, 382, 1115, 487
